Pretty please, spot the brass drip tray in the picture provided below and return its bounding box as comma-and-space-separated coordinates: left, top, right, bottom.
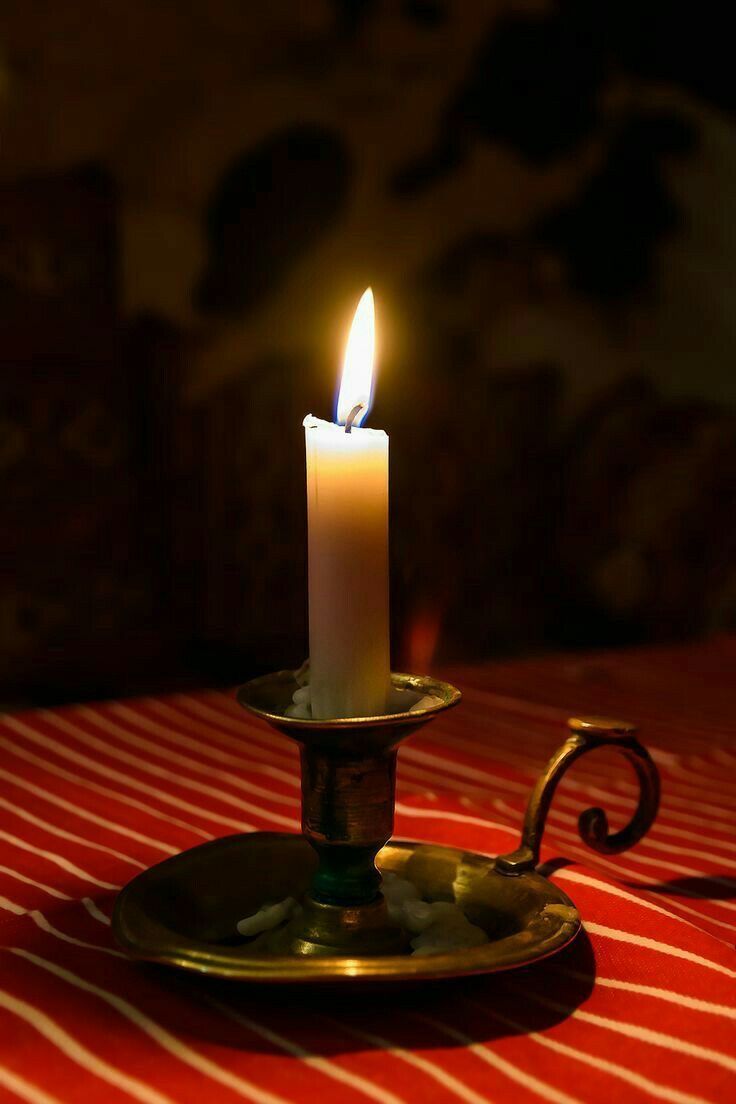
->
113, 832, 580, 984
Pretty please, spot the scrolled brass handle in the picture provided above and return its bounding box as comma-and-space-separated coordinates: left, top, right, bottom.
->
496, 715, 660, 875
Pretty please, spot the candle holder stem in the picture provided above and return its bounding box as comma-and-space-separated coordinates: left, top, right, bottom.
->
301, 744, 397, 905
293, 729, 415, 955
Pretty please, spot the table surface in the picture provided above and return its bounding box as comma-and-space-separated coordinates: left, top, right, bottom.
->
1, 636, 735, 1104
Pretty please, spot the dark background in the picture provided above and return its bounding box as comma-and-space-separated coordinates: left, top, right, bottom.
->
2, 1, 735, 707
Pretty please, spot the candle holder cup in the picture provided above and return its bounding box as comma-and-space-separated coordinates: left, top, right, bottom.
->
113, 669, 660, 983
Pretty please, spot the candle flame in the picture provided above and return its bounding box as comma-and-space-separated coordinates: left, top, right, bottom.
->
337, 288, 375, 427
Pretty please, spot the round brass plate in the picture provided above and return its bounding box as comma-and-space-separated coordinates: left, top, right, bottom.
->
113, 834, 580, 983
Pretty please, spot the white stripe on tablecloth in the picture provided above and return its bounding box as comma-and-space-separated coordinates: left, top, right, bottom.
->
78, 706, 299, 808
0, 894, 24, 915
0, 732, 212, 841
0, 897, 122, 957
402, 757, 530, 797
395, 801, 517, 837
1, 873, 109, 941
603, 801, 736, 840
173, 694, 293, 743
545, 802, 736, 871
325, 1019, 491, 1104
600, 889, 736, 941
411, 1012, 581, 1104
559, 864, 736, 937
112, 703, 298, 786
81, 898, 111, 926
402, 745, 529, 793
560, 874, 736, 940
516, 987, 736, 1073
0, 766, 178, 855
0, 796, 147, 871
589, 781, 735, 832
554, 869, 705, 929
0, 829, 119, 892
0, 1063, 63, 1104
0, 987, 174, 1104
585, 922, 736, 978
547, 781, 736, 847
552, 840, 736, 924
556, 969, 736, 1021
628, 766, 736, 804
29, 911, 125, 958
679, 760, 736, 796
209, 998, 407, 1104
9, 949, 292, 1104
0, 865, 72, 901
553, 797, 736, 856
626, 777, 736, 812
1, 715, 255, 835
42, 711, 298, 831
463, 998, 713, 1104
157, 697, 296, 764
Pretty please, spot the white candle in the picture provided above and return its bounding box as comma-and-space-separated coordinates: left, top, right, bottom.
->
303, 289, 390, 719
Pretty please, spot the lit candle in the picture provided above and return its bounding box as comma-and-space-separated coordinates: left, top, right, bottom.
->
303, 288, 390, 719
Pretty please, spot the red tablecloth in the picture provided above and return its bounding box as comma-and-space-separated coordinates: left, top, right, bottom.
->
1, 637, 735, 1103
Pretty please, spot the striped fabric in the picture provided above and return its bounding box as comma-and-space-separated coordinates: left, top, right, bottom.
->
0, 636, 735, 1104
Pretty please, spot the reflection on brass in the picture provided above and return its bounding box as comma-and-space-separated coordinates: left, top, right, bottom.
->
496, 714, 661, 875
112, 834, 581, 983
237, 669, 461, 731
286, 894, 408, 957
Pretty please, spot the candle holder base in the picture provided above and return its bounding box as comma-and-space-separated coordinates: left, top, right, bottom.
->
113, 671, 660, 984
283, 894, 408, 957
113, 833, 581, 983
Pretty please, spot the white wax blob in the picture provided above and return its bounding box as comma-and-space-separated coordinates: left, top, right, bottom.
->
236, 898, 298, 936
236, 877, 488, 956
284, 662, 441, 720
382, 873, 488, 955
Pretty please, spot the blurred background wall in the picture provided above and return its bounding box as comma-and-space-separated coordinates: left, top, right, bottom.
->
1, 1, 735, 705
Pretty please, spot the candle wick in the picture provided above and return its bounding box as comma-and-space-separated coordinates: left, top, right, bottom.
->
344, 403, 365, 434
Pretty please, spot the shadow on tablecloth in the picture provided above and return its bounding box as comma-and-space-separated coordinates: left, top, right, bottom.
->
128, 928, 597, 1055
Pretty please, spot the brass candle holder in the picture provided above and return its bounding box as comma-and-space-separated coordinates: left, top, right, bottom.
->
113, 670, 660, 984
